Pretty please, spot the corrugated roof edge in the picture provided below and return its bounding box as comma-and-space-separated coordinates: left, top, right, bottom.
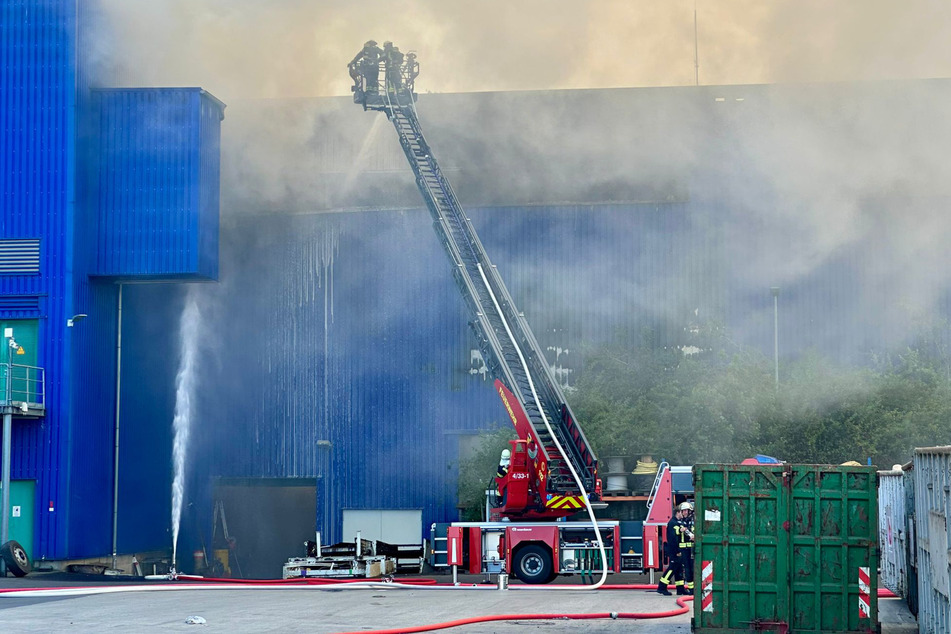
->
90, 86, 226, 117
914, 445, 951, 454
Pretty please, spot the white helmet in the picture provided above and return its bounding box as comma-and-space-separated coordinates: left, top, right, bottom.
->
679, 501, 694, 512
501, 449, 511, 460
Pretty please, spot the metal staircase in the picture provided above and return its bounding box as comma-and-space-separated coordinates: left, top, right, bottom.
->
357, 78, 598, 501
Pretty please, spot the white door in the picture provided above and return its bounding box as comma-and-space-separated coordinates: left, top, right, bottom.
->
342, 509, 422, 544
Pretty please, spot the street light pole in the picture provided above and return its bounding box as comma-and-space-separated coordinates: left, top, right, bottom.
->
771, 287, 780, 389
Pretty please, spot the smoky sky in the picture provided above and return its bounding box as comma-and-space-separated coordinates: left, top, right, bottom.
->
97, 0, 951, 99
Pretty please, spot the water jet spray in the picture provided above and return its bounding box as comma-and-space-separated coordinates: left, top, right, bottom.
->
170, 288, 202, 572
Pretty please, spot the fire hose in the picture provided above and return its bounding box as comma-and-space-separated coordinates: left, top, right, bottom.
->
335, 595, 694, 634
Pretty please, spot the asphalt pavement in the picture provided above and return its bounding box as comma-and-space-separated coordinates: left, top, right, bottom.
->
0, 571, 919, 633
0, 571, 689, 633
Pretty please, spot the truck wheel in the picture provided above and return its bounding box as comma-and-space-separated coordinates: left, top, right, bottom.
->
512, 544, 552, 584
1, 540, 31, 577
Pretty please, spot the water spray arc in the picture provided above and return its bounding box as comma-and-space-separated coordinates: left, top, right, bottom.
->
171, 288, 202, 571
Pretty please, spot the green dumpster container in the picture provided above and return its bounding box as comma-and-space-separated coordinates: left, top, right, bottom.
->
692, 463, 879, 633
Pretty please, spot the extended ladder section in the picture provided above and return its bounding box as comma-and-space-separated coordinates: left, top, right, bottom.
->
358, 83, 598, 503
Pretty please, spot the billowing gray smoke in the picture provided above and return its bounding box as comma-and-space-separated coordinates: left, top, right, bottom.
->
92, 2, 951, 361
96, 1, 951, 98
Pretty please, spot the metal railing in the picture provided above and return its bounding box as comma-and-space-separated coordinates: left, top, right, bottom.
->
0, 363, 46, 409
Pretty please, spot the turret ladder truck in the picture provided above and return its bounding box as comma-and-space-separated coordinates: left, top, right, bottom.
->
348, 44, 625, 583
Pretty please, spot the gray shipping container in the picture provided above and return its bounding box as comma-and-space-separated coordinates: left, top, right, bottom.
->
913, 446, 951, 634
878, 467, 908, 597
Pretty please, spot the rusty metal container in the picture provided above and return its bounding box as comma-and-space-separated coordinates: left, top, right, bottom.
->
693, 463, 878, 633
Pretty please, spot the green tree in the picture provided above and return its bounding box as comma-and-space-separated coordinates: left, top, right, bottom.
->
457, 428, 515, 521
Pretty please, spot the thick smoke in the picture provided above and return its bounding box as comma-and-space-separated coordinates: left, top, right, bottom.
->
97, 1, 951, 98
93, 0, 951, 359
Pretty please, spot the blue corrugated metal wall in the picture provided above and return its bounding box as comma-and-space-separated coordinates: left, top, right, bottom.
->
2, 1, 225, 560
91, 88, 224, 281
116, 202, 698, 551
0, 0, 76, 559
198, 97, 223, 280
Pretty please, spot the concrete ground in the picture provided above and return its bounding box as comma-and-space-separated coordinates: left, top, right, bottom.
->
0, 571, 918, 633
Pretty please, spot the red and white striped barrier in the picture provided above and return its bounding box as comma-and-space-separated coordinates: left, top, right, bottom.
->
858, 566, 870, 619
701, 560, 713, 613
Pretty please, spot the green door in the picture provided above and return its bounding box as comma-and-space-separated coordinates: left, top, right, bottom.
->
693, 465, 790, 632
0, 320, 39, 403
788, 465, 878, 633
3, 480, 35, 559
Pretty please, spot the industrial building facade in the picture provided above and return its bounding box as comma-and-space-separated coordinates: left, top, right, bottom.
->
4, 1, 950, 575
2, 1, 224, 564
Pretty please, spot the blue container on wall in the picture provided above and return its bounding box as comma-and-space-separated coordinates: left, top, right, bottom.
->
90, 88, 225, 281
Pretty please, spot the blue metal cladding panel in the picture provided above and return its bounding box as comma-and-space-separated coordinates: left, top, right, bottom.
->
64, 280, 119, 558
469, 203, 707, 372
198, 94, 223, 280
91, 88, 224, 280
115, 202, 699, 551
58, 0, 134, 559
115, 283, 179, 553
1, 0, 76, 560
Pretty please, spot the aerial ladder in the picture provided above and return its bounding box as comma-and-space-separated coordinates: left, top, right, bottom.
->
348, 43, 601, 520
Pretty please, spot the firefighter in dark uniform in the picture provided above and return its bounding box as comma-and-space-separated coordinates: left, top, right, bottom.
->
348, 40, 383, 95
382, 41, 404, 92
678, 501, 695, 594
656, 501, 695, 595
656, 503, 684, 595
403, 51, 419, 89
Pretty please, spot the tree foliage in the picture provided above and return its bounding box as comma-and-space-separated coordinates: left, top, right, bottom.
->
456, 323, 951, 518
572, 327, 951, 469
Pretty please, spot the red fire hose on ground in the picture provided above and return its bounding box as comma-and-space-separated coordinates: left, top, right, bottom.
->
0, 576, 902, 634
334, 595, 694, 634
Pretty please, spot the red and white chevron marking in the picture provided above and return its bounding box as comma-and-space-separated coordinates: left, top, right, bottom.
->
701, 560, 714, 613
858, 566, 871, 619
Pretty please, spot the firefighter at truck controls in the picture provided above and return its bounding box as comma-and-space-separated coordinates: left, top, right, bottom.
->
496, 449, 511, 504
656, 501, 695, 595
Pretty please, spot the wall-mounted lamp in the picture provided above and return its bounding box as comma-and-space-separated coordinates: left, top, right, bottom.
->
67, 314, 88, 328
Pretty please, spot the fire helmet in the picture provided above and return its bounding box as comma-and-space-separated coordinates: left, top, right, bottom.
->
501, 449, 511, 460
679, 501, 694, 512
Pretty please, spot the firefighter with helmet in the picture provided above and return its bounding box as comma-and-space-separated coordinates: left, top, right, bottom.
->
497, 449, 511, 477
348, 40, 382, 95
382, 41, 405, 92
656, 500, 695, 595
496, 448, 511, 506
